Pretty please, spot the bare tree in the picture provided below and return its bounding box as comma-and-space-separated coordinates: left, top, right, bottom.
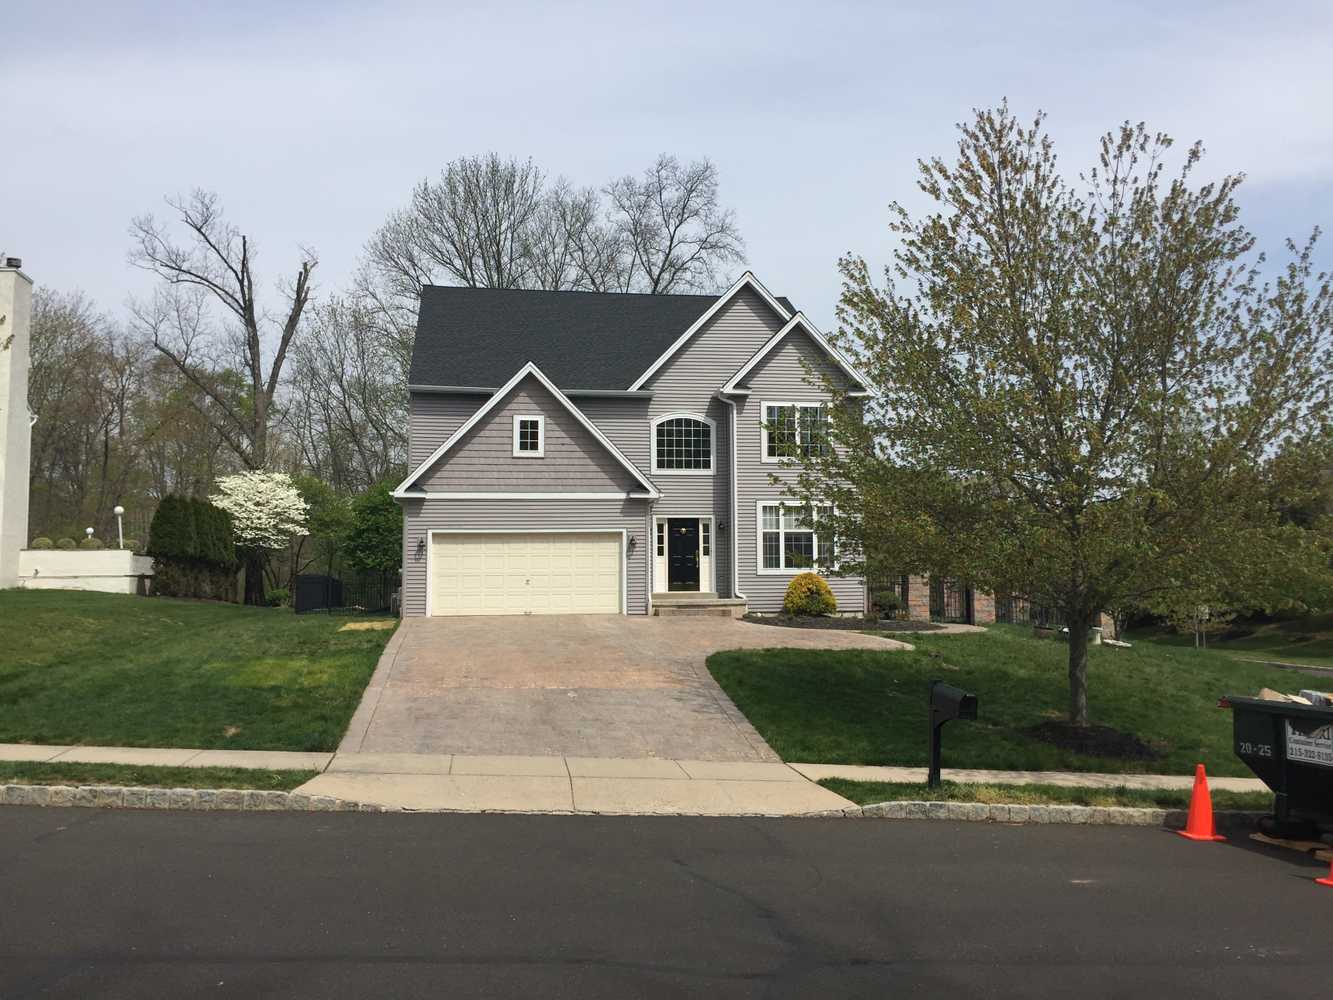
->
367, 154, 545, 298
27, 290, 149, 539
288, 292, 409, 491
129, 189, 316, 470
605, 155, 745, 293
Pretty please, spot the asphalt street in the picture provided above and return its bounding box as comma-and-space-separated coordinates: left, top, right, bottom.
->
1, 807, 1329, 998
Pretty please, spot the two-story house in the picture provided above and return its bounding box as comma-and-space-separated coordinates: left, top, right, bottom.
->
392, 271, 873, 617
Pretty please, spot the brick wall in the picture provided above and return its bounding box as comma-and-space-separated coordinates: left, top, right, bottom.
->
973, 591, 996, 624
907, 574, 931, 621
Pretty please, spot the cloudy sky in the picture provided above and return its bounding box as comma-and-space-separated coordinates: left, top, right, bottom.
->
5, 0, 1332, 329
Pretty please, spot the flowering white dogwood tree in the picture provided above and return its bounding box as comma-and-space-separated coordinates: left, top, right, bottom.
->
211, 471, 309, 604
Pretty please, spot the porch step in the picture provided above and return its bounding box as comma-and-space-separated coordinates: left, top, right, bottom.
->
652, 594, 748, 619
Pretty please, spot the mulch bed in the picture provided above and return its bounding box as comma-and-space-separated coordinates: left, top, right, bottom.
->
743, 614, 944, 633
1026, 720, 1162, 762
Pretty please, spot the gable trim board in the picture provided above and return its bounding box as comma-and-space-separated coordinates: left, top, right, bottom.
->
720, 313, 873, 396
626, 272, 793, 391
395, 361, 661, 500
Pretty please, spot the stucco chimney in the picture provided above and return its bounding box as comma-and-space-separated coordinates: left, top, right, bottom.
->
0, 259, 33, 587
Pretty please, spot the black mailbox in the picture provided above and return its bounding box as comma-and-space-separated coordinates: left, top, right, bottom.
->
928, 680, 978, 788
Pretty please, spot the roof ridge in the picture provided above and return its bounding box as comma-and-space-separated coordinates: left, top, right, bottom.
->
419, 284, 721, 300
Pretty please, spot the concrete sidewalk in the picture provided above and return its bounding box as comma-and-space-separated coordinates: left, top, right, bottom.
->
0, 743, 331, 770
1, 742, 1268, 812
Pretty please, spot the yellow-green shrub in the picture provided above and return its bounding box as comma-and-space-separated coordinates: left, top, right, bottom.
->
783, 572, 837, 616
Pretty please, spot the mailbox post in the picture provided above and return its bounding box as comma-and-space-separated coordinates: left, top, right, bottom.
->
928, 680, 978, 788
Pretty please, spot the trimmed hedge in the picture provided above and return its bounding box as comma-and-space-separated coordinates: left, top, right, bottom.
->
29, 537, 54, 550
55, 538, 76, 550
147, 495, 238, 600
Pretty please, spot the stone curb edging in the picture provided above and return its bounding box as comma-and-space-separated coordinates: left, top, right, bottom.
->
2, 784, 1270, 826
845, 799, 1267, 828
2, 784, 387, 812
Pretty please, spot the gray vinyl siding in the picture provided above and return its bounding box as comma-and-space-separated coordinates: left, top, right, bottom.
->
408, 393, 489, 467
416, 376, 640, 494
733, 330, 865, 612
632, 286, 786, 597
400, 497, 651, 616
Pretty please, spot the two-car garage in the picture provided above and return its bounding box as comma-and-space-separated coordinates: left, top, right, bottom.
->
428, 531, 624, 616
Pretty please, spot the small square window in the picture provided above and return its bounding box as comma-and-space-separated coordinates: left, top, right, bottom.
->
513, 416, 543, 457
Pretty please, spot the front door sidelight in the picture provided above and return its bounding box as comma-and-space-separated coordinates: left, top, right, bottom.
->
667, 519, 700, 592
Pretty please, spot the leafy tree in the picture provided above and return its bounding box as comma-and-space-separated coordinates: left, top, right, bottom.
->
211, 471, 309, 605
802, 105, 1333, 727
289, 474, 352, 584
343, 482, 402, 580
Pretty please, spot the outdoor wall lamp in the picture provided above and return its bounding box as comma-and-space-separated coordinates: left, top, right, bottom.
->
415, 537, 426, 560
718, 522, 728, 533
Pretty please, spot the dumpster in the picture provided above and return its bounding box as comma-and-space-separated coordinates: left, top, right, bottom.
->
1222, 695, 1333, 834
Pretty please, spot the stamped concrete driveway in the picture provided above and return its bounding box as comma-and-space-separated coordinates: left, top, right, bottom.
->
340, 616, 910, 762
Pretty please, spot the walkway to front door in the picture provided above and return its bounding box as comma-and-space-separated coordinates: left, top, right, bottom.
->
339, 616, 910, 761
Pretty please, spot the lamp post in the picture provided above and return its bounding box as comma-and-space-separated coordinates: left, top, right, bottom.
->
113, 505, 125, 550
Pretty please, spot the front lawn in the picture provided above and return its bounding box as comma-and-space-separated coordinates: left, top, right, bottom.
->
1133, 613, 1333, 669
707, 624, 1331, 776
0, 590, 393, 751
820, 778, 1273, 811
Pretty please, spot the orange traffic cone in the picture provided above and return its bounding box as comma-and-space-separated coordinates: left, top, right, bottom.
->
1176, 764, 1226, 842
1317, 859, 1333, 888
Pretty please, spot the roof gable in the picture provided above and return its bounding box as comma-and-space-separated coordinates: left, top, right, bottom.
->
626, 272, 793, 390
394, 363, 661, 498
720, 313, 872, 395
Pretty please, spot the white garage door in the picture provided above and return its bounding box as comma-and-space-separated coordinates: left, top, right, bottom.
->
430, 532, 622, 616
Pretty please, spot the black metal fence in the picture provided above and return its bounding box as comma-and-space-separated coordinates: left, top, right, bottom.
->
864, 571, 911, 619
930, 578, 974, 624
996, 595, 1066, 629
295, 572, 396, 615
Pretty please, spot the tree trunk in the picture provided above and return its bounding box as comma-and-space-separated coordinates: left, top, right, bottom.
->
243, 549, 266, 606
1067, 616, 1090, 727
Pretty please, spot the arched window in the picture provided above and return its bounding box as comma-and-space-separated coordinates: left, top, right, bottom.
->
651, 413, 715, 474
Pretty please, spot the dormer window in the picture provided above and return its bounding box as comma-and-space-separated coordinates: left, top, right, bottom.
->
512, 415, 544, 457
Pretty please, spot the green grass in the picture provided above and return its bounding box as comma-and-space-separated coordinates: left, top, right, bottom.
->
0, 761, 316, 789
0, 590, 394, 751
1133, 612, 1333, 669
707, 624, 1331, 776
820, 778, 1274, 811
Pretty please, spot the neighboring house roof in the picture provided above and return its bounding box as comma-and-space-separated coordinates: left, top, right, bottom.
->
410, 276, 796, 391
720, 312, 873, 396
394, 361, 662, 500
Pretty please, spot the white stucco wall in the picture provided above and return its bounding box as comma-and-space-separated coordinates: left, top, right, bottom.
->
0, 265, 34, 589
16, 550, 155, 594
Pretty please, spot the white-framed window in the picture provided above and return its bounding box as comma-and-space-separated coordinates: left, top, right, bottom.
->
650, 412, 715, 474
761, 402, 829, 462
757, 501, 835, 573
701, 520, 710, 558
656, 521, 665, 557
512, 415, 544, 457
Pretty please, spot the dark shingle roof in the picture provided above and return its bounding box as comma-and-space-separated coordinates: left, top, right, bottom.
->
409, 285, 793, 390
